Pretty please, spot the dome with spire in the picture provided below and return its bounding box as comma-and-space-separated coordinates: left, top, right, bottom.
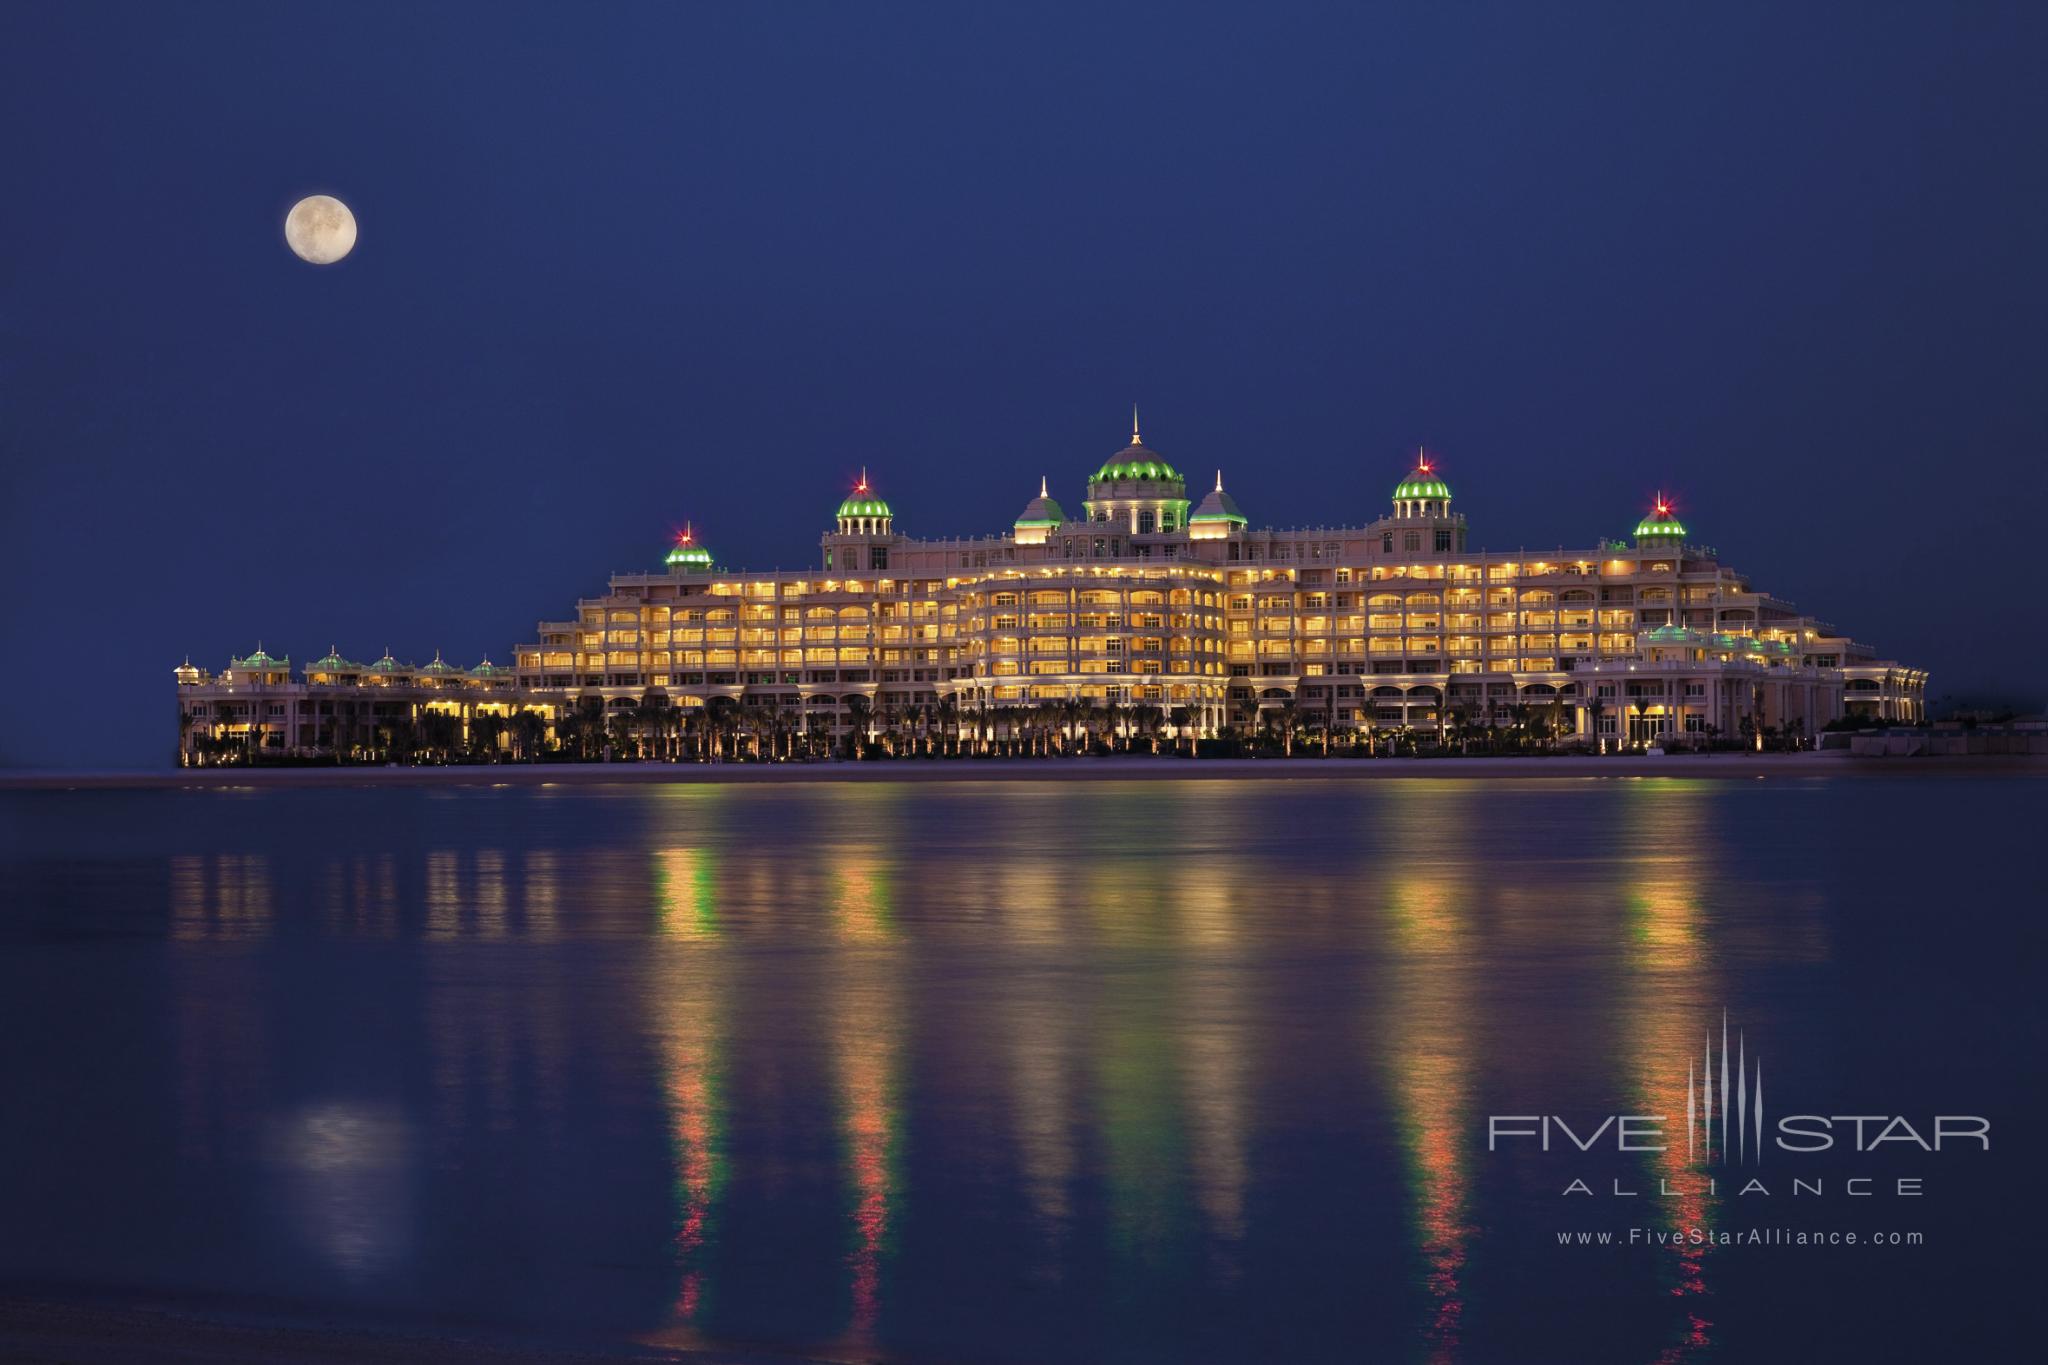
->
1188, 470, 1248, 528
834, 471, 895, 534
1013, 475, 1066, 528
1633, 495, 1688, 544
1388, 448, 1456, 522
1392, 450, 1452, 503
665, 523, 714, 571
1089, 407, 1185, 486
835, 469, 892, 520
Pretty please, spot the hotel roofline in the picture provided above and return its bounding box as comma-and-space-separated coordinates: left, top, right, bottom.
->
175, 418, 1926, 759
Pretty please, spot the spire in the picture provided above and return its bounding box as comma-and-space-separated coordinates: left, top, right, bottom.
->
1040, 474, 1049, 498
1131, 403, 1141, 445
858, 465, 869, 494
1215, 469, 1224, 492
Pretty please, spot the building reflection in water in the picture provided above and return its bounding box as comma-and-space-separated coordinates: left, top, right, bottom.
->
824, 799, 903, 1348
1375, 784, 1477, 1365
170, 854, 274, 1165
425, 844, 576, 1174
997, 851, 1079, 1279
1083, 830, 1191, 1276
171, 852, 273, 941
1170, 791, 1252, 1269
322, 853, 399, 937
651, 842, 728, 1326
1620, 781, 1721, 1362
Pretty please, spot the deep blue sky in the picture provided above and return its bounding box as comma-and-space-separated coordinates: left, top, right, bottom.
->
3, 2, 2043, 766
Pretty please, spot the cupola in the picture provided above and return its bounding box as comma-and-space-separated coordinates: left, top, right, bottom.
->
665, 522, 714, 572
1633, 494, 1688, 548
1187, 470, 1248, 540
1012, 475, 1066, 545
1082, 407, 1191, 534
835, 470, 894, 535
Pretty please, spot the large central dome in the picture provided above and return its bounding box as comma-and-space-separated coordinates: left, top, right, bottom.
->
1089, 408, 1185, 487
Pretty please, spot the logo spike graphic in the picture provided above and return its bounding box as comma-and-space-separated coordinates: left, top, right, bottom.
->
1701, 1028, 1714, 1162
1720, 1011, 1731, 1165
1754, 1064, 1764, 1165
1686, 1058, 1696, 1161
1737, 1031, 1748, 1164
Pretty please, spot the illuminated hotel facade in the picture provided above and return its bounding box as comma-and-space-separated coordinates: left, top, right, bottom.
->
174, 419, 1926, 757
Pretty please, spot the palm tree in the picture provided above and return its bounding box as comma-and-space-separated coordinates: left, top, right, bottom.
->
843, 694, 872, 758
1271, 697, 1301, 757
633, 694, 671, 760
566, 695, 607, 760
704, 694, 739, 761
470, 711, 509, 761
1130, 703, 1164, 754
377, 710, 419, 764
1448, 702, 1475, 755
213, 699, 241, 763
1058, 696, 1087, 754
509, 707, 548, 761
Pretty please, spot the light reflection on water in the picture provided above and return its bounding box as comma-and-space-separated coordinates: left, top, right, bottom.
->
0, 776, 2038, 1364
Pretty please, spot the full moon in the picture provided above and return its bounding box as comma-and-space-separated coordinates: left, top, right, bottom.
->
284, 194, 357, 265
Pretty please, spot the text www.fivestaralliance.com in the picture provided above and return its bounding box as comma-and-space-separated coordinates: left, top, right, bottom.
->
1558, 1228, 1924, 1247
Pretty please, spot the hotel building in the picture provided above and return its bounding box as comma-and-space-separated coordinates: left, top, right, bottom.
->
174, 419, 1925, 758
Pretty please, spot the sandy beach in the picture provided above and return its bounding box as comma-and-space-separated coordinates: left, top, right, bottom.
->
1, 751, 2040, 791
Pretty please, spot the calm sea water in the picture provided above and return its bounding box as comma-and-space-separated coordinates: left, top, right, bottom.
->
0, 775, 2041, 1363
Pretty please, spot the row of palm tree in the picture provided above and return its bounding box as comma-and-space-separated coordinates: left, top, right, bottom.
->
189, 688, 1778, 766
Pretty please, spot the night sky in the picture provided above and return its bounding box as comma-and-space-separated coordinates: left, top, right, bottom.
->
3, 3, 2043, 768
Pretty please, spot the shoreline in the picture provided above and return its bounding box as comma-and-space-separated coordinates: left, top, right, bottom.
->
0, 1292, 819, 1365
3, 752, 2042, 791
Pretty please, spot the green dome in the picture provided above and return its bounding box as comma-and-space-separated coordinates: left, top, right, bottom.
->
1092, 454, 1184, 483
1393, 475, 1451, 500
1633, 500, 1687, 541
1189, 472, 1248, 525
1013, 477, 1065, 527
836, 471, 892, 521
666, 543, 713, 569
1393, 454, 1452, 502
1092, 413, 1182, 484
665, 525, 713, 570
